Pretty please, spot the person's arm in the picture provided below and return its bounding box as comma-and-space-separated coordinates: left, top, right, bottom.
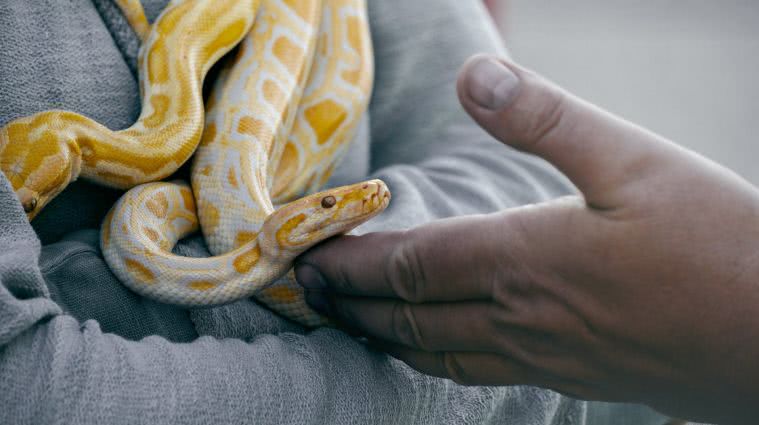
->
2, 2, 589, 424
4, 172, 544, 425
296, 54, 759, 425
343, 0, 574, 237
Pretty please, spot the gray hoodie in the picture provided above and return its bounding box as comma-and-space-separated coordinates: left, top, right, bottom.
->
0, 0, 647, 423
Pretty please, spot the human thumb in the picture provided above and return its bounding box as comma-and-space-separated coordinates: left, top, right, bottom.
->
457, 54, 669, 209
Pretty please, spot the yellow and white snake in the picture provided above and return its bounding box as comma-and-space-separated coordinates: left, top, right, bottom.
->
0, 0, 388, 326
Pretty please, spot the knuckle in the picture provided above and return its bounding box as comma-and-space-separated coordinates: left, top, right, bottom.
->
488, 326, 536, 372
391, 303, 430, 351
386, 234, 427, 302
334, 262, 358, 293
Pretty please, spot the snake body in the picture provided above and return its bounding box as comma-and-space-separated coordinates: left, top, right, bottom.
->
0, 0, 257, 218
0, 0, 384, 326
105, 0, 383, 326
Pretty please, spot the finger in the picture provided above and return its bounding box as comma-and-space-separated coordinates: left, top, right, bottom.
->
457, 54, 676, 209
296, 213, 510, 302
328, 295, 503, 352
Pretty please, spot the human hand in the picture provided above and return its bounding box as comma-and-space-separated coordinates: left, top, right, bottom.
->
295, 54, 759, 424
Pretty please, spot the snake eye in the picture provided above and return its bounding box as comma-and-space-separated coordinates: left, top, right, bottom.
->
321, 196, 336, 209
22, 197, 38, 213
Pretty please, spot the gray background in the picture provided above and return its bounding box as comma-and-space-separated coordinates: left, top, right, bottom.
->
494, 4, 752, 423
494, 0, 759, 184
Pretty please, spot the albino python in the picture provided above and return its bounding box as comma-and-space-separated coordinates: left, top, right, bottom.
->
0, 0, 255, 217
0, 0, 388, 326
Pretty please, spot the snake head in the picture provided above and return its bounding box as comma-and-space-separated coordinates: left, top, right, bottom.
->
264, 179, 391, 254
0, 112, 83, 220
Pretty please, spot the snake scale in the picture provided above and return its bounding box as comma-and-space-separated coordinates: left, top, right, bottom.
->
0, 0, 388, 326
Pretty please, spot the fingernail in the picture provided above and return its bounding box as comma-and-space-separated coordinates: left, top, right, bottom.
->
466, 57, 520, 110
305, 291, 330, 315
294, 263, 326, 290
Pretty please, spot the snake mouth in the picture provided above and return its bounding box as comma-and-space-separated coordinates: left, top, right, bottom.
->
335, 179, 390, 220
322, 182, 390, 233
358, 182, 390, 217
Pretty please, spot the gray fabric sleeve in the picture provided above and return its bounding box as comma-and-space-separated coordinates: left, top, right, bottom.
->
0, 1, 586, 424
0, 170, 581, 424
344, 0, 575, 236
40, 229, 198, 343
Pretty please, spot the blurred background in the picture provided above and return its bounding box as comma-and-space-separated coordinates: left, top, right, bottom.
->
485, 0, 759, 185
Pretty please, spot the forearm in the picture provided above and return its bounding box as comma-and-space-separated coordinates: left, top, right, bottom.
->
0, 213, 546, 425
5, 303, 572, 425
1, 313, 388, 424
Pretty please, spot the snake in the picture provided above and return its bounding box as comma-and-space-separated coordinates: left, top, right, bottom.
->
0, 0, 257, 219
0, 0, 387, 326
100, 0, 385, 326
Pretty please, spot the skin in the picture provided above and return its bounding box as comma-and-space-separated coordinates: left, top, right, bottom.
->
294, 54, 759, 424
